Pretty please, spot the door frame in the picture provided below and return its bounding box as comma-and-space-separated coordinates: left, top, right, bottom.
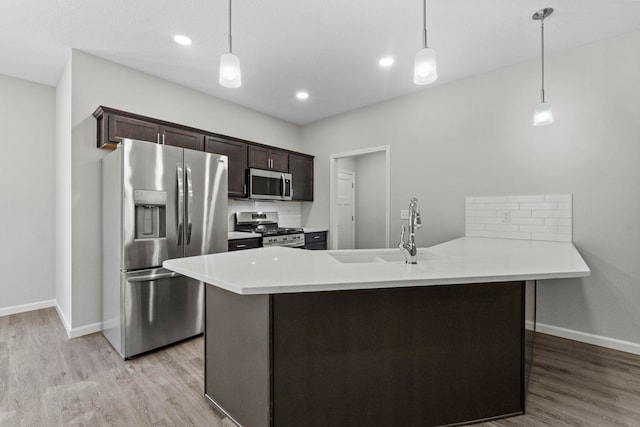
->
329, 146, 390, 250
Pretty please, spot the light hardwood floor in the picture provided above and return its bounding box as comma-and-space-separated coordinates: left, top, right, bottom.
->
1, 308, 639, 426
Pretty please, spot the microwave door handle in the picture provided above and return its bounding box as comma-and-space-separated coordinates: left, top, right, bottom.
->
177, 164, 184, 246
281, 174, 285, 198
186, 166, 193, 245
290, 178, 294, 199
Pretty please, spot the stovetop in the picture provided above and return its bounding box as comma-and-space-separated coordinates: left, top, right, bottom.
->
235, 225, 304, 236
235, 211, 303, 237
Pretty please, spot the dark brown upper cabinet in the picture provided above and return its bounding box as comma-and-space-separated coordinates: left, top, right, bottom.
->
159, 125, 204, 151
289, 153, 314, 201
248, 146, 289, 172
95, 107, 205, 151
94, 106, 314, 200
107, 115, 160, 146
205, 136, 248, 198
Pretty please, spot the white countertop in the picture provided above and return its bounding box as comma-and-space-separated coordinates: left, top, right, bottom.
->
228, 231, 261, 240
164, 237, 590, 295
303, 227, 328, 233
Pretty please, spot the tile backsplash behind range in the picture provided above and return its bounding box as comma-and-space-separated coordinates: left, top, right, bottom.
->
228, 200, 302, 230
465, 194, 572, 242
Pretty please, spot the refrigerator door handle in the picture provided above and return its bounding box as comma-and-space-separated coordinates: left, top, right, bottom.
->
186, 166, 193, 245
177, 163, 184, 246
128, 271, 180, 282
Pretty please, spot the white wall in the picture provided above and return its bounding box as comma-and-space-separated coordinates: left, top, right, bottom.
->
0, 74, 55, 314
55, 55, 73, 328
354, 151, 386, 249
301, 31, 640, 347
66, 50, 302, 331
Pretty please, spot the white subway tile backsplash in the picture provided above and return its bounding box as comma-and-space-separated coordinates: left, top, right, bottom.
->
558, 226, 572, 235
519, 202, 557, 210
466, 210, 498, 217
465, 194, 572, 243
510, 217, 545, 225
228, 200, 302, 230
497, 231, 532, 240
474, 217, 502, 224
467, 230, 498, 238
544, 218, 571, 226
485, 224, 519, 232
519, 225, 557, 234
510, 210, 532, 218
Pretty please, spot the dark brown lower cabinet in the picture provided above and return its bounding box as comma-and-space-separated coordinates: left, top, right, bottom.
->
304, 231, 326, 250
205, 281, 536, 427
227, 237, 260, 252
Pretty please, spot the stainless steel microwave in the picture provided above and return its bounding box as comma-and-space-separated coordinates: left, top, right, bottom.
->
247, 168, 293, 200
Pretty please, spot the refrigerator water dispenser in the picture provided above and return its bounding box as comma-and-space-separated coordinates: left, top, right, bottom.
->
134, 190, 167, 240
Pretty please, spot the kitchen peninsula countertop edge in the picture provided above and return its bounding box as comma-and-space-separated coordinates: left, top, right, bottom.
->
163, 237, 590, 295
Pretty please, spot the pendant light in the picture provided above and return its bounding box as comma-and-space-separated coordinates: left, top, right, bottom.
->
413, 0, 437, 85
532, 8, 553, 126
219, 0, 241, 88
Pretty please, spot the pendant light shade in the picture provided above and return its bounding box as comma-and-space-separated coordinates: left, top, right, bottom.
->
414, 0, 437, 85
532, 8, 553, 126
533, 102, 553, 126
219, 52, 242, 88
219, 0, 241, 88
414, 47, 438, 85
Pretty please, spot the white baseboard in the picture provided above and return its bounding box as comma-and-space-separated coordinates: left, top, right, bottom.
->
68, 321, 103, 338
54, 303, 102, 338
537, 322, 640, 356
54, 302, 72, 338
0, 299, 56, 317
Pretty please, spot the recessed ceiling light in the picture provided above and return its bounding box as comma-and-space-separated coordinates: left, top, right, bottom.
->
174, 35, 192, 46
296, 91, 309, 100
379, 57, 395, 67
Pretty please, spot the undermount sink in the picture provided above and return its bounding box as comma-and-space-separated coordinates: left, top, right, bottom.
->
328, 249, 434, 264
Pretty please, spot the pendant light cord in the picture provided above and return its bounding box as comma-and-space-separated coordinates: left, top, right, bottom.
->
228, 0, 233, 53
540, 18, 545, 103
422, 0, 428, 48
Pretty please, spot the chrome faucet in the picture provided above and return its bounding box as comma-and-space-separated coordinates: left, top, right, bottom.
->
399, 198, 422, 264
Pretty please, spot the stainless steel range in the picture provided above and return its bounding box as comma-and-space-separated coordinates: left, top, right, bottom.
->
235, 211, 305, 248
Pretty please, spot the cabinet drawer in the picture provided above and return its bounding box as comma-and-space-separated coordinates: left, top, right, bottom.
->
304, 231, 327, 250
228, 238, 261, 251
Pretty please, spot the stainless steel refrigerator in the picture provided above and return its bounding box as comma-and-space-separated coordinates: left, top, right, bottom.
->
102, 139, 228, 358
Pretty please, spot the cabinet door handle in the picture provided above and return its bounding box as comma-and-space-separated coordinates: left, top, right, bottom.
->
236, 244, 247, 248
314, 236, 320, 239
162, 133, 165, 145
156, 133, 160, 144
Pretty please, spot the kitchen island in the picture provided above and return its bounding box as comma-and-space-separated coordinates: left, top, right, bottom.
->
164, 237, 590, 427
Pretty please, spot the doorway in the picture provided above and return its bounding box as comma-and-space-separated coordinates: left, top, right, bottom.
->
329, 146, 390, 250
336, 170, 355, 249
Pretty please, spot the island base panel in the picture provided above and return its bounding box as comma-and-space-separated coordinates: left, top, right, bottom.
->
205, 281, 526, 427
205, 286, 271, 427
272, 282, 524, 427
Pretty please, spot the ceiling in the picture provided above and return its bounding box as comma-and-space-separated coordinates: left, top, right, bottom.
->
1, 0, 639, 125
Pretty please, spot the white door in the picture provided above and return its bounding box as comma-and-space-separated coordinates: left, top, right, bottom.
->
336, 171, 355, 249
